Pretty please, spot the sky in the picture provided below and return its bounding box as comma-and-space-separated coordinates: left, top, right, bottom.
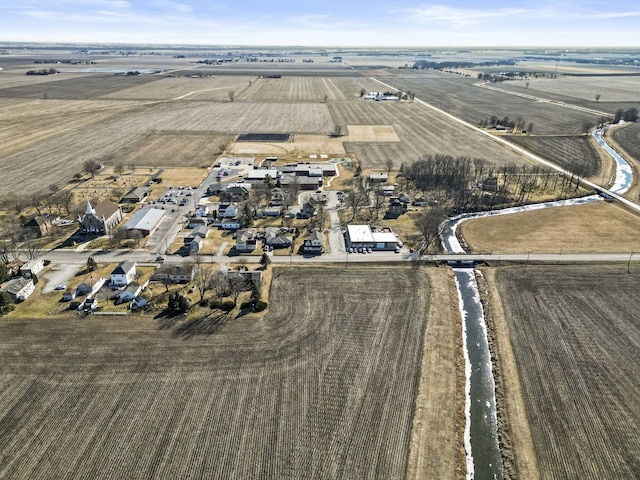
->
1, 0, 639, 47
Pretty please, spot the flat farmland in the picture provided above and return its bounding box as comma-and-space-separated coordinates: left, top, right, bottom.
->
0, 71, 90, 90
0, 73, 159, 99
0, 267, 431, 480
99, 75, 256, 101
379, 72, 602, 135
0, 101, 333, 194
119, 132, 234, 167
504, 135, 602, 177
329, 100, 528, 169
460, 201, 640, 253
495, 266, 640, 479
236, 76, 380, 102
500, 75, 640, 103
612, 122, 640, 163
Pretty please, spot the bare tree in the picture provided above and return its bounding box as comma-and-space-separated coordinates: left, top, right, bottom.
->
322, 94, 328, 103
227, 274, 248, 305
384, 158, 394, 174
414, 208, 447, 254
595, 93, 601, 103
83, 159, 100, 179
193, 264, 214, 303
331, 123, 344, 137
114, 162, 125, 177
228, 90, 235, 102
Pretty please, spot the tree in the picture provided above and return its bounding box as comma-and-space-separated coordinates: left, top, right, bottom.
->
322, 94, 328, 103
167, 291, 190, 314
0, 262, 10, 283
83, 159, 100, 179
359, 88, 365, 97
0, 292, 15, 316
582, 121, 594, 135
227, 274, 248, 305
193, 264, 214, 303
414, 208, 447, 254
595, 93, 601, 103
228, 90, 235, 102
49, 184, 59, 194
57, 190, 75, 215
87, 256, 97, 272
260, 253, 271, 269
331, 123, 344, 137
384, 158, 394, 174
114, 162, 125, 177
623, 108, 638, 122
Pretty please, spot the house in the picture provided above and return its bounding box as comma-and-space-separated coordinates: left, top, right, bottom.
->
297, 202, 316, 219
219, 220, 241, 230
124, 208, 166, 237
195, 205, 209, 217
218, 203, 238, 219
265, 227, 292, 249
2, 277, 35, 301
262, 207, 282, 217
190, 225, 209, 239
24, 215, 58, 237
110, 261, 137, 288
115, 282, 142, 304
220, 185, 251, 202
207, 183, 226, 196
386, 197, 408, 218
379, 185, 395, 196
78, 199, 123, 235
77, 272, 106, 296
188, 236, 204, 255
235, 228, 258, 252
301, 230, 324, 255
121, 186, 149, 203
226, 269, 263, 284
269, 188, 285, 206
369, 172, 389, 183
188, 217, 208, 228
20, 258, 45, 278
131, 296, 147, 310
62, 288, 77, 302
152, 264, 195, 283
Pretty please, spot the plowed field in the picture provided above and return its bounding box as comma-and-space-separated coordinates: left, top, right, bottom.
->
0, 267, 430, 480
496, 266, 640, 480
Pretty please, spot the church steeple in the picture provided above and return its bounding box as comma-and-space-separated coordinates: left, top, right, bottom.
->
85, 199, 96, 216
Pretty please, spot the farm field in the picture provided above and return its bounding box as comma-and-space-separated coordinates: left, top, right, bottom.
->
0, 267, 435, 480
503, 134, 603, 178
235, 76, 379, 102
612, 122, 640, 163
329, 100, 529, 169
378, 71, 603, 135
494, 265, 640, 479
460, 201, 640, 253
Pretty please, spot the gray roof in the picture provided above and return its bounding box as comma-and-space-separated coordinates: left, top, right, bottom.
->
124, 208, 165, 231
112, 261, 136, 275
3, 277, 33, 295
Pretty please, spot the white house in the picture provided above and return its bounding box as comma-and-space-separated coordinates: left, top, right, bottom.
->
115, 282, 142, 304
2, 277, 35, 301
110, 261, 137, 288
20, 258, 45, 278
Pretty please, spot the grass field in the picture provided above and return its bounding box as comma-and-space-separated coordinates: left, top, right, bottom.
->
495, 266, 640, 480
0, 267, 434, 480
460, 201, 640, 253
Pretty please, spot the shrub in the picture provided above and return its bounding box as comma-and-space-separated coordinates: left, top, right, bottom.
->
221, 300, 236, 312
254, 300, 268, 312
209, 299, 222, 309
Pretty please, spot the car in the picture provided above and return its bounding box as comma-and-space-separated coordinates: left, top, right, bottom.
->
357, 247, 363, 253
155, 256, 165, 261
54, 284, 66, 291
348, 247, 353, 254
395, 246, 400, 253
367, 248, 372, 254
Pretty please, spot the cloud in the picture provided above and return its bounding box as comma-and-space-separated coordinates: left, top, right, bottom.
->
402, 5, 533, 27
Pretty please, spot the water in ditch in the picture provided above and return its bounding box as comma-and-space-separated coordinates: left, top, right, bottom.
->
454, 268, 502, 480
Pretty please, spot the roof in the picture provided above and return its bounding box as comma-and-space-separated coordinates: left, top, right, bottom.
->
112, 261, 136, 275
122, 186, 149, 200
3, 277, 32, 294
372, 232, 398, 243
347, 225, 375, 243
25, 215, 50, 227
124, 208, 166, 231
94, 199, 121, 220
82, 272, 102, 286
154, 264, 194, 276
121, 282, 141, 294
247, 168, 279, 180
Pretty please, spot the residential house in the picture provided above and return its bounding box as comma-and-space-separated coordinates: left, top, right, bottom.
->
220, 185, 251, 202
62, 288, 77, 301
301, 230, 324, 255
297, 202, 316, 219
115, 282, 142, 304
386, 197, 408, 218
264, 227, 292, 249
2, 277, 35, 301
218, 203, 238, 218
269, 188, 285, 206
24, 215, 59, 237
195, 205, 209, 217
152, 264, 195, 284
188, 217, 208, 228
131, 296, 148, 310
235, 228, 258, 252
226, 269, 263, 284
110, 261, 137, 288
77, 272, 106, 296
78, 199, 123, 235
369, 172, 389, 183
190, 225, 209, 239
20, 258, 45, 278
188, 236, 204, 255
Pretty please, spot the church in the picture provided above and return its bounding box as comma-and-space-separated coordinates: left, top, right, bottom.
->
77, 199, 123, 235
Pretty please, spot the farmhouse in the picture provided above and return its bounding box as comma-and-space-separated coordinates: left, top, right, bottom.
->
20, 258, 45, 278
78, 199, 123, 236
345, 225, 400, 251
2, 277, 35, 301
124, 208, 166, 237
121, 186, 149, 203
152, 264, 195, 283
110, 261, 137, 288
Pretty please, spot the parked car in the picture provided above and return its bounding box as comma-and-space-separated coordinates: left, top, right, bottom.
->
367, 248, 372, 254
54, 284, 66, 290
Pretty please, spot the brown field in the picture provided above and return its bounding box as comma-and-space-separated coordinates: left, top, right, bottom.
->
380, 71, 603, 135
118, 132, 234, 168
99, 75, 256, 101
612, 122, 640, 163
0, 267, 438, 480
460, 201, 640, 253
235, 76, 380, 102
346, 125, 401, 142
329, 101, 529, 169
231, 134, 347, 157
504, 135, 604, 178
495, 266, 640, 479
